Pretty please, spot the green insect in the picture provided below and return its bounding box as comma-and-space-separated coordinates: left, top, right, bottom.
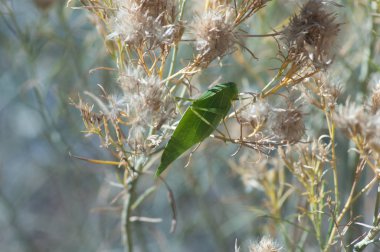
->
155, 82, 238, 176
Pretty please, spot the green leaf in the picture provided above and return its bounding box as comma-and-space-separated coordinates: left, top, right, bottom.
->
155, 82, 238, 176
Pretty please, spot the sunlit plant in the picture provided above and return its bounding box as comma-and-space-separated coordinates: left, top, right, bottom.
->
69, 0, 380, 251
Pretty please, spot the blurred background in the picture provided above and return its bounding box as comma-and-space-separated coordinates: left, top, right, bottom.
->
0, 0, 378, 251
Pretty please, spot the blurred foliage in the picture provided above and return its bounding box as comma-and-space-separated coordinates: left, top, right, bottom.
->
0, 0, 379, 251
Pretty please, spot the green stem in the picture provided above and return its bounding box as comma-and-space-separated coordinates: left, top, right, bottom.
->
121, 177, 138, 252
329, 109, 340, 212
323, 160, 366, 252
122, 190, 133, 252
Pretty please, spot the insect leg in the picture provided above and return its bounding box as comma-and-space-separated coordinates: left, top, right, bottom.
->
184, 142, 202, 168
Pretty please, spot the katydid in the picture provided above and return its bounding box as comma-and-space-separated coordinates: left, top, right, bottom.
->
155, 82, 238, 176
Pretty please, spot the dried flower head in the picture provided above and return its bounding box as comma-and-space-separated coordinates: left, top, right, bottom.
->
192, 7, 238, 67
249, 236, 282, 252
271, 106, 305, 143
334, 100, 366, 137
119, 66, 176, 129
238, 99, 270, 130
334, 98, 380, 152
281, 0, 341, 69
302, 73, 342, 109
108, 0, 183, 48
296, 138, 331, 171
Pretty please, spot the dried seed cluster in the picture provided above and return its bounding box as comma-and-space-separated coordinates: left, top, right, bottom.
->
70, 1, 380, 251
192, 7, 237, 67
281, 0, 341, 69
271, 106, 305, 143
108, 0, 183, 49
119, 66, 176, 128
335, 84, 380, 154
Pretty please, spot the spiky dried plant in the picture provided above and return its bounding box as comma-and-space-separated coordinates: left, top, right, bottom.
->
108, 0, 182, 49
69, 1, 380, 252
281, 0, 341, 69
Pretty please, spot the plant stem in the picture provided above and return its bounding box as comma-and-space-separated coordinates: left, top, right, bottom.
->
165, 0, 187, 87
328, 109, 340, 212
352, 176, 378, 203
122, 191, 133, 252
323, 160, 366, 251
353, 180, 380, 251
121, 179, 137, 252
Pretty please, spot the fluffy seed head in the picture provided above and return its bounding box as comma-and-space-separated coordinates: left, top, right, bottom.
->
249, 236, 282, 252
281, 0, 341, 69
108, 0, 182, 48
271, 107, 305, 143
192, 7, 237, 67
238, 100, 270, 130
119, 66, 175, 129
120, 68, 166, 113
